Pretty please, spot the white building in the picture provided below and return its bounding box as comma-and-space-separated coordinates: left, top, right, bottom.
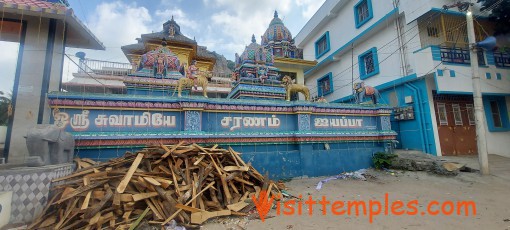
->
295, 0, 510, 157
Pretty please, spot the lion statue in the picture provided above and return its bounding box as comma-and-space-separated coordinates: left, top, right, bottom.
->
281, 75, 310, 101
173, 72, 211, 98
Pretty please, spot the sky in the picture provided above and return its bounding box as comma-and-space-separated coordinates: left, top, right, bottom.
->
0, 0, 326, 93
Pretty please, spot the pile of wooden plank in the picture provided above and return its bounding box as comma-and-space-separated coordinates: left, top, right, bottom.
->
29, 142, 283, 230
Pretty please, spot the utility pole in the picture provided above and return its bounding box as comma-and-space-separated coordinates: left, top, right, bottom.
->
466, 4, 490, 175
443, 2, 490, 175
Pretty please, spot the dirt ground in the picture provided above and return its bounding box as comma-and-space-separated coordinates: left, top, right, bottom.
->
202, 162, 510, 230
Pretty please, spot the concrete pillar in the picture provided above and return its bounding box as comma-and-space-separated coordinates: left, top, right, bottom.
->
6, 17, 65, 163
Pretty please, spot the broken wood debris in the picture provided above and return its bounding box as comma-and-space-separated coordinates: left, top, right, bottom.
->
29, 143, 283, 229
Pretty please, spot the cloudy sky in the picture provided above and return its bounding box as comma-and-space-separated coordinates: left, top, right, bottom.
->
0, 0, 325, 93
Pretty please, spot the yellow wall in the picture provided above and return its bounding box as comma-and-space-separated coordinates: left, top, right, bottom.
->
277, 66, 305, 85
196, 61, 214, 72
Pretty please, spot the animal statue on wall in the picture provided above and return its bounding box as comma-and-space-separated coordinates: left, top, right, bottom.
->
316, 96, 328, 103
25, 124, 75, 167
173, 71, 211, 98
353, 82, 380, 104
281, 75, 310, 101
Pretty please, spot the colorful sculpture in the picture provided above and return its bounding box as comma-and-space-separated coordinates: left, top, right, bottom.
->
353, 82, 380, 104
139, 45, 180, 79
228, 35, 285, 100
174, 70, 210, 98
281, 75, 310, 101
256, 64, 269, 84
187, 60, 199, 89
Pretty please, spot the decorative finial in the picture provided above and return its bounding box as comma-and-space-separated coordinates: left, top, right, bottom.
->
251, 34, 256, 43
274, 10, 278, 18
194, 36, 196, 41
171, 15, 174, 21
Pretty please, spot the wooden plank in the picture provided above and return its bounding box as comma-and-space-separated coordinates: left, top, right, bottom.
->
178, 184, 192, 192
85, 186, 113, 219
122, 211, 132, 222
132, 192, 158, 202
81, 177, 92, 210
154, 141, 185, 164
233, 177, 254, 186
191, 210, 231, 224
120, 194, 134, 202
193, 155, 206, 166
55, 180, 108, 204
227, 201, 249, 212
158, 165, 172, 174
154, 178, 172, 189
208, 155, 223, 175
175, 204, 203, 213
161, 181, 215, 226
229, 181, 240, 194
220, 174, 232, 205
61, 187, 76, 199
92, 190, 105, 200
223, 166, 249, 172
228, 147, 246, 167
143, 177, 162, 186
117, 153, 144, 194
82, 158, 98, 165
55, 198, 78, 229
192, 173, 198, 208
52, 168, 94, 182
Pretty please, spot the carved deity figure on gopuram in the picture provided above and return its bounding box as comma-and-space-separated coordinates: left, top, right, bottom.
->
118, 16, 218, 97
228, 35, 286, 100
135, 40, 181, 79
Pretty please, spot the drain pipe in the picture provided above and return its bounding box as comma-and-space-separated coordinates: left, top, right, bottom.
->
404, 83, 429, 153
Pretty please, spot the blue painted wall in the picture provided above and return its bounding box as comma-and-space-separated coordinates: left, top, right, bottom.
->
76, 142, 383, 179
378, 79, 437, 155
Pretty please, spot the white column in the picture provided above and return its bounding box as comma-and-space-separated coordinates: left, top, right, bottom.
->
466, 8, 489, 175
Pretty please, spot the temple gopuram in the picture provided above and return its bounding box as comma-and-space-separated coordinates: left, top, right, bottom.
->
63, 17, 232, 97
49, 12, 397, 179
121, 16, 215, 76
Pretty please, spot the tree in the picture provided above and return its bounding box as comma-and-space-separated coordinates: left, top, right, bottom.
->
478, 0, 510, 35
226, 60, 235, 72
0, 91, 11, 126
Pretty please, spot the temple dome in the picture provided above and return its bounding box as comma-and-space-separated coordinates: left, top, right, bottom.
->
235, 35, 274, 66
261, 11, 293, 46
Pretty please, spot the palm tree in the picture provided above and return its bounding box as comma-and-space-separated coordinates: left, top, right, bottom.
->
0, 91, 11, 126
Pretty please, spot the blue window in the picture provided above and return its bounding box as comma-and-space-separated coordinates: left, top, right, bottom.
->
483, 96, 510, 132
315, 31, 330, 59
354, 0, 373, 28
437, 69, 444, 76
486, 73, 491, 79
358, 47, 379, 80
496, 73, 502, 80
450, 70, 456, 77
317, 72, 333, 96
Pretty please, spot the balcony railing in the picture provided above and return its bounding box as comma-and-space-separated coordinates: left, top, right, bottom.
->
77, 58, 234, 87
78, 58, 133, 76
439, 47, 486, 66
494, 52, 510, 68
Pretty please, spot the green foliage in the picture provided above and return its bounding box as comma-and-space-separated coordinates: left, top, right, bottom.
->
0, 91, 12, 126
372, 152, 397, 169
226, 60, 235, 72
478, 0, 510, 35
